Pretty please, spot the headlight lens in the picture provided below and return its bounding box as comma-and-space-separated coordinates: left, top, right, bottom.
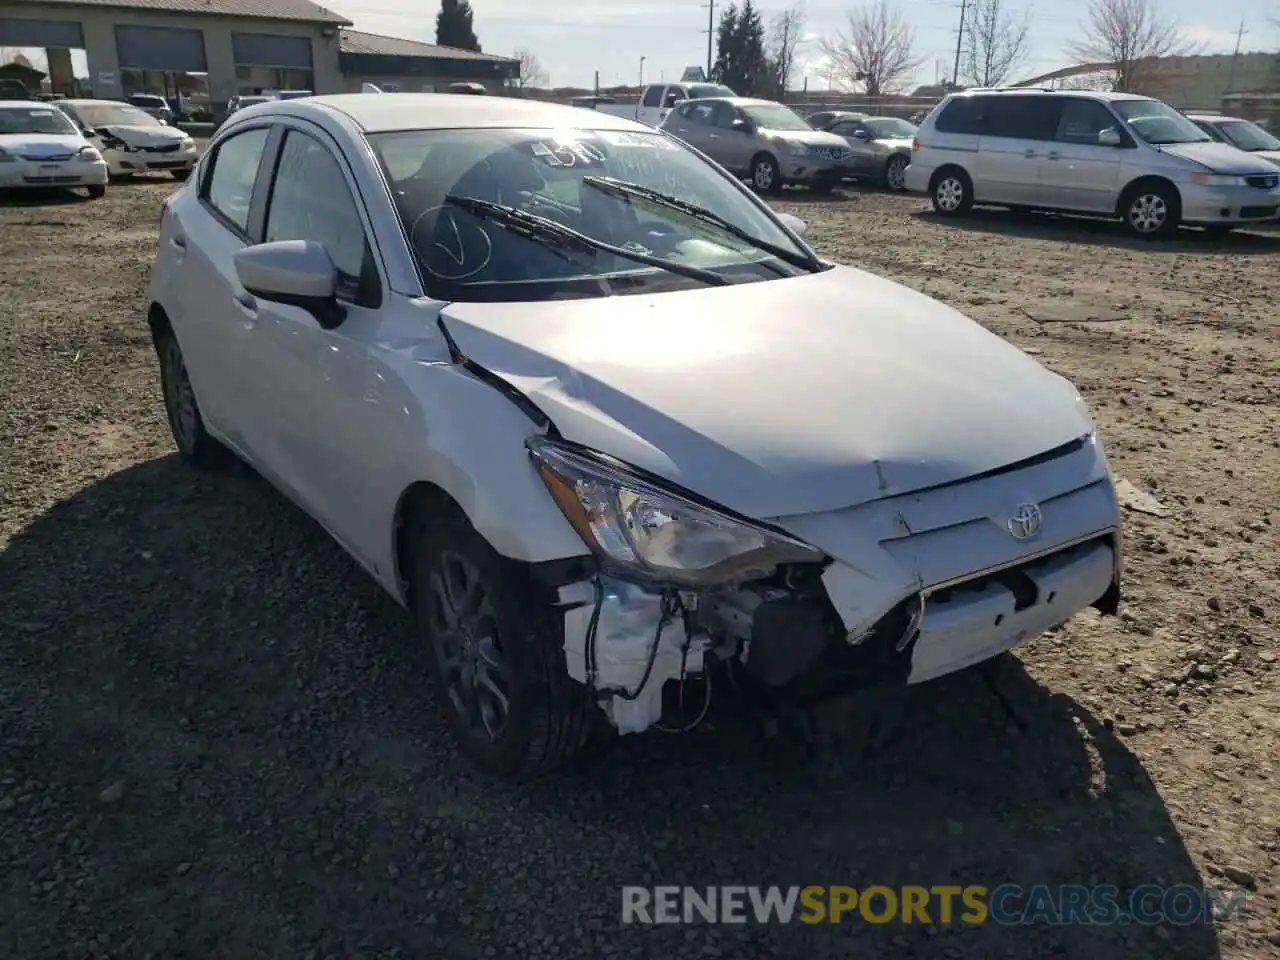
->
786, 141, 809, 157
1190, 172, 1244, 186
0, 147, 14, 163
527, 437, 826, 587
77, 145, 101, 160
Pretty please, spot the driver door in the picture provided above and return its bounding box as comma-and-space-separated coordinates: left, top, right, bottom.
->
246, 124, 389, 563
709, 103, 756, 175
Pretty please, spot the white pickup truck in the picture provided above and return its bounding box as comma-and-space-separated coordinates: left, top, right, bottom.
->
594, 81, 736, 127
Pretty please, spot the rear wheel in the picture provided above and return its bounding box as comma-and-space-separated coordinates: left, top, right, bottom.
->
408, 507, 594, 780
931, 169, 973, 216
884, 154, 909, 191
155, 325, 229, 469
85, 184, 106, 199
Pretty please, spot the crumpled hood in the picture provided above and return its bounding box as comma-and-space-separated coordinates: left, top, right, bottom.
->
0, 133, 87, 157
1157, 140, 1280, 175
98, 124, 185, 147
438, 266, 1093, 519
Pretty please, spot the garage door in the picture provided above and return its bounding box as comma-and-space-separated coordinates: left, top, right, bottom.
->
115, 25, 207, 72
0, 18, 84, 48
231, 33, 312, 68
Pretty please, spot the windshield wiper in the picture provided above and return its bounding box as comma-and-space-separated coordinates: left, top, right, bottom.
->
442, 195, 729, 286
581, 175, 823, 272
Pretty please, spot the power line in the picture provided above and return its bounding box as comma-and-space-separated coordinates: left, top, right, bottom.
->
951, 0, 967, 87
703, 0, 715, 76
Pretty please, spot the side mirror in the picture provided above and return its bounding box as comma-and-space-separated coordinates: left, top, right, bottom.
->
234, 240, 346, 329
776, 212, 808, 239
82, 127, 97, 137
851, 130, 871, 141
732, 118, 751, 132
1098, 128, 1122, 147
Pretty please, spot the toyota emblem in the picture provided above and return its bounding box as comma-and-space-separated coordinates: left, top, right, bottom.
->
1007, 502, 1043, 540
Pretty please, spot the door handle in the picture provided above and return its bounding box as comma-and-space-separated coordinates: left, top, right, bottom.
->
1046, 151, 1061, 160
233, 292, 257, 314
1024, 149, 1037, 158
169, 234, 186, 250
709, 133, 720, 139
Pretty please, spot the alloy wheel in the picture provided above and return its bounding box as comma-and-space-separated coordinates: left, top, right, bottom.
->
427, 550, 511, 741
162, 337, 198, 454
887, 157, 908, 191
754, 162, 775, 190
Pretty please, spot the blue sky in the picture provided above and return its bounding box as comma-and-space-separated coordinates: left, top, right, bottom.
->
328, 0, 1280, 89
6, 0, 1277, 90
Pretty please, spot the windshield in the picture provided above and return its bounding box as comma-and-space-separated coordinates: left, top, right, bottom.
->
741, 104, 810, 131
73, 102, 161, 128
370, 126, 812, 302
1112, 100, 1211, 145
864, 117, 917, 139
0, 105, 78, 135
687, 83, 735, 99
129, 95, 165, 106
1216, 118, 1280, 152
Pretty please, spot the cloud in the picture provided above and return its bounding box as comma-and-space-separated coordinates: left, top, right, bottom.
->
1180, 24, 1245, 52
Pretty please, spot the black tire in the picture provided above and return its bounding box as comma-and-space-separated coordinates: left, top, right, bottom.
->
1201, 224, 1235, 237
1120, 181, 1180, 239
86, 184, 106, 199
408, 506, 594, 781
930, 168, 973, 216
750, 154, 783, 195
154, 324, 230, 469
171, 168, 191, 182
884, 154, 909, 192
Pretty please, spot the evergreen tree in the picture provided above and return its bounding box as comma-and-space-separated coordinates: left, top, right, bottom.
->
711, 2, 770, 97
436, 0, 481, 51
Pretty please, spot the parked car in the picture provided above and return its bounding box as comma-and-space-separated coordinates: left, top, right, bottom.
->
1185, 113, 1280, 168
56, 99, 198, 179
126, 93, 173, 124
594, 81, 736, 126
804, 109, 864, 131
812, 112, 917, 190
146, 93, 1122, 779
0, 78, 30, 100
0, 99, 107, 198
905, 89, 1280, 237
227, 94, 275, 117
661, 97, 854, 193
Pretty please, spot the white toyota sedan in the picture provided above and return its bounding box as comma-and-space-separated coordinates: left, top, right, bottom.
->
0, 100, 107, 197
147, 94, 1123, 780
57, 99, 198, 179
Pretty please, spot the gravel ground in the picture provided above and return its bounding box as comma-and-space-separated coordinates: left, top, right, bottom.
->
1, 175, 1277, 960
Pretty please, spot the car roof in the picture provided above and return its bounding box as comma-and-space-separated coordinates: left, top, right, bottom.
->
258, 93, 660, 133
1185, 113, 1234, 122
950, 88, 1152, 102
0, 100, 59, 110
60, 98, 130, 107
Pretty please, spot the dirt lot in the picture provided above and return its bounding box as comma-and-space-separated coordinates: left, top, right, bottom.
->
1, 175, 1277, 960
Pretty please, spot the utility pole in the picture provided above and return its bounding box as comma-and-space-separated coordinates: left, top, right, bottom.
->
951, 0, 967, 88
704, 0, 715, 77
1225, 20, 1245, 94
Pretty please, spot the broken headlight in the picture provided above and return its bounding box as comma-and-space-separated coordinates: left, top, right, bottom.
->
527, 436, 825, 588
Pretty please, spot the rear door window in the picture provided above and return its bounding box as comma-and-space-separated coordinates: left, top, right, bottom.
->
934, 97, 985, 134
641, 86, 664, 107
984, 95, 1063, 141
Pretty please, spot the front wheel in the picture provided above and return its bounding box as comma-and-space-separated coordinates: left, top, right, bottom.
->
85, 184, 106, 199
409, 508, 594, 780
1122, 184, 1179, 239
884, 154, 909, 191
751, 155, 783, 195
931, 170, 973, 216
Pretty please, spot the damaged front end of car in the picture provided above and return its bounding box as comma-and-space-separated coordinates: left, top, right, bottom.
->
529, 436, 935, 736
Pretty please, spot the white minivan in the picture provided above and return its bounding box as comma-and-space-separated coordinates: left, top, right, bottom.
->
904, 89, 1280, 237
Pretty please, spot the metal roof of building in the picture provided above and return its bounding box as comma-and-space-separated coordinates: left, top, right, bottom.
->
338, 30, 517, 63
6, 0, 352, 25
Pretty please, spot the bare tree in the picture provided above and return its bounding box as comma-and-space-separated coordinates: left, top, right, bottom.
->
766, 2, 807, 99
818, 0, 924, 96
961, 0, 1030, 87
512, 48, 549, 90
0, 47, 23, 65
1067, 0, 1194, 93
